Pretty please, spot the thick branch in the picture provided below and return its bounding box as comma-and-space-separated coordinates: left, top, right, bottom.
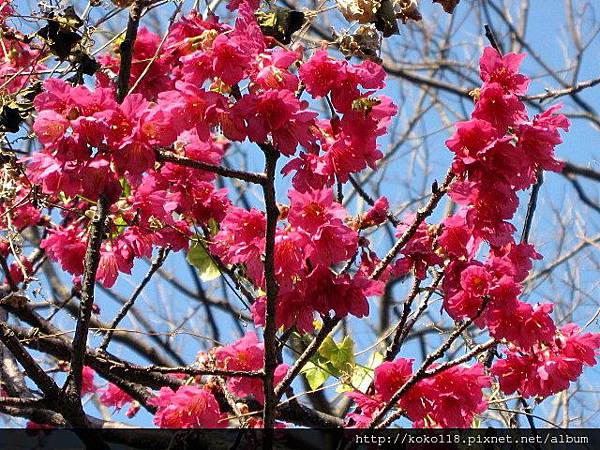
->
5, 322, 183, 392
67, 195, 110, 400
0, 321, 62, 399
116, 1, 144, 103
260, 144, 281, 431
156, 150, 267, 185
0, 256, 17, 292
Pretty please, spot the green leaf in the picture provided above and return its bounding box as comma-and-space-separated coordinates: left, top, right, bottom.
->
187, 243, 221, 282
113, 215, 128, 236
207, 218, 219, 236
318, 335, 356, 374
119, 177, 131, 197
58, 192, 72, 204
337, 351, 384, 393
303, 361, 331, 391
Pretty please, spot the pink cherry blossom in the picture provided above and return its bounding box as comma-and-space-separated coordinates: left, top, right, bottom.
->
99, 383, 135, 412
215, 332, 289, 404
479, 47, 529, 95
491, 325, 600, 399
149, 386, 224, 428
81, 366, 96, 396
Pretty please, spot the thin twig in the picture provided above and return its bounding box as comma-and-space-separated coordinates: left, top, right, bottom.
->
370, 170, 454, 280
274, 317, 339, 399
369, 297, 490, 428
565, 174, 600, 214
348, 174, 399, 227
562, 161, 600, 182
383, 277, 421, 361
484, 24, 503, 53
99, 248, 169, 351
525, 76, 600, 102
423, 339, 497, 376
521, 171, 544, 243
187, 261, 220, 341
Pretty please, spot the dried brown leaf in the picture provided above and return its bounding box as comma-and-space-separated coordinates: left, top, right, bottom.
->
395, 0, 422, 23
433, 0, 460, 14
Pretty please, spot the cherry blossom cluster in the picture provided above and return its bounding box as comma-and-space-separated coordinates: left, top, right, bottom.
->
213, 187, 384, 333
348, 359, 490, 427
438, 48, 600, 403
214, 332, 289, 405
343, 48, 600, 427
3, 3, 396, 293
98, 335, 289, 428
149, 332, 291, 428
